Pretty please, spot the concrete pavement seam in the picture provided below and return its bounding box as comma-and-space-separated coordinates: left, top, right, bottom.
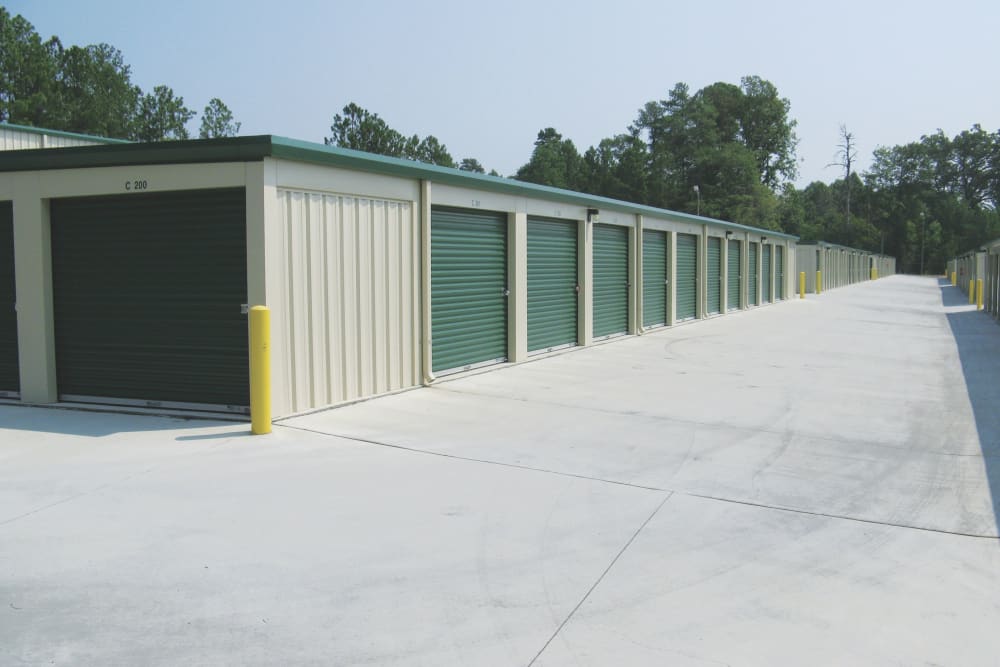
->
525, 492, 674, 667
278, 424, 1000, 540
0, 465, 158, 529
278, 423, 667, 493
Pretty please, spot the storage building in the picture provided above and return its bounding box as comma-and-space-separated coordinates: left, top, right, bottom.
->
0, 135, 798, 418
795, 241, 896, 293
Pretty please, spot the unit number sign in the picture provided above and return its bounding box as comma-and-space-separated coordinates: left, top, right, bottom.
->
125, 179, 148, 191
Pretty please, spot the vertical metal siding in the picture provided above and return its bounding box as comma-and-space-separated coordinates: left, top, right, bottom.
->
727, 239, 741, 311
748, 242, 759, 306
676, 233, 698, 320
593, 224, 629, 338
707, 237, 722, 314
277, 189, 420, 413
0, 201, 18, 394
642, 229, 667, 327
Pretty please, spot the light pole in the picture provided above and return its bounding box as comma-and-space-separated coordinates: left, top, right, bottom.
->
920, 212, 926, 275
693, 185, 700, 216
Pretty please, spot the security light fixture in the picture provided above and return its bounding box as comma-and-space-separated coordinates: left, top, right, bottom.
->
587, 208, 599, 223
725, 230, 734, 239
760, 236, 768, 243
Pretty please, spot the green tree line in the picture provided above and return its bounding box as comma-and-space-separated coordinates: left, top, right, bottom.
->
4, 7, 997, 273
0, 7, 240, 139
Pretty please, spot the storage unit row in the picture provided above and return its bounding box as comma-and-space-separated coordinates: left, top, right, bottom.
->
794, 241, 896, 293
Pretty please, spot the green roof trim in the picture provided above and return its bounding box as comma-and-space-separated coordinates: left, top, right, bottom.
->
0, 121, 132, 145
0, 134, 798, 240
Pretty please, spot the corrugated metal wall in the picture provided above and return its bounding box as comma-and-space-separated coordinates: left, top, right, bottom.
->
0, 126, 107, 150
276, 189, 420, 413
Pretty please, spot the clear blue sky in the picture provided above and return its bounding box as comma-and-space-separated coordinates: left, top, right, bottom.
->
8, 0, 999, 186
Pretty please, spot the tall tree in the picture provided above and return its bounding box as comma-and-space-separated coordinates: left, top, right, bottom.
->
0, 8, 60, 125
326, 102, 409, 156
514, 128, 583, 190
199, 98, 241, 138
133, 85, 194, 141
458, 158, 486, 173
827, 125, 858, 238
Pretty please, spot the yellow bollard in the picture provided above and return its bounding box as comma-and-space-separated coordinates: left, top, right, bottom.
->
977, 279, 984, 310
799, 272, 805, 299
951, 271, 956, 286
816, 271, 822, 294
969, 280, 975, 305
871, 268, 878, 280
249, 305, 272, 435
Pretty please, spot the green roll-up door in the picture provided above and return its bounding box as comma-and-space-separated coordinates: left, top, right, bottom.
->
528, 218, 578, 352
642, 229, 667, 327
748, 242, 759, 306
727, 239, 741, 311
676, 233, 697, 321
431, 208, 508, 374
0, 201, 18, 396
762, 245, 772, 302
707, 237, 722, 315
50, 189, 248, 411
776, 245, 785, 299
593, 224, 629, 339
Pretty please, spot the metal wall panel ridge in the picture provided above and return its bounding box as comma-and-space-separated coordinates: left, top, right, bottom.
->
278, 189, 420, 412
748, 242, 759, 306
727, 239, 741, 311
707, 237, 722, 314
0, 201, 18, 395
642, 229, 667, 327
593, 224, 629, 338
527, 217, 578, 352
676, 233, 698, 320
431, 208, 508, 374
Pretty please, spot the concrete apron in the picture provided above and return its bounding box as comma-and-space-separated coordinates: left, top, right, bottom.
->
2, 275, 999, 666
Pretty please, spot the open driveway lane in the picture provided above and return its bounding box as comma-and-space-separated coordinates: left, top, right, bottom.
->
3, 275, 1000, 665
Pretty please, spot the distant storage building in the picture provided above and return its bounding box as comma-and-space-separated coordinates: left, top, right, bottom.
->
0, 132, 802, 418
795, 241, 896, 293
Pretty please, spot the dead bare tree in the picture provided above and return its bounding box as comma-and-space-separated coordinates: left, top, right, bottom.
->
827, 125, 858, 239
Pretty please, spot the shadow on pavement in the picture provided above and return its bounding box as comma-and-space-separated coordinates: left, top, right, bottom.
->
939, 278, 1000, 536
0, 403, 244, 438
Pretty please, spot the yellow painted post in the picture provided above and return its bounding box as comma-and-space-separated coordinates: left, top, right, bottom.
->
816, 271, 822, 294
870, 268, 878, 280
249, 306, 272, 435
969, 280, 975, 304
951, 271, 956, 286
799, 271, 805, 299
977, 279, 984, 310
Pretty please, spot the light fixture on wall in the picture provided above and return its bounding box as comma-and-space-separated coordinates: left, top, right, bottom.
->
760, 236, 768, 243
587, 208, 600, 224
725, 230, 734, 239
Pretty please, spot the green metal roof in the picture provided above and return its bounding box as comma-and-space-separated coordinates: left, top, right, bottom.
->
0, 134, 798, 240
0, 121, 132, 145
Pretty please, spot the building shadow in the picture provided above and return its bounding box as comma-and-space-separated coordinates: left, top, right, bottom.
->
0, 403, 248, 438
939, 278, 1000, 536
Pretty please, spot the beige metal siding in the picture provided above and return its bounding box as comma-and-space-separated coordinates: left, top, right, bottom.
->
276, 189, 420, 414
0, 127, 107, 150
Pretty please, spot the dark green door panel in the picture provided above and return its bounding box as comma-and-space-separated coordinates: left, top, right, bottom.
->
762, 245, 772, 302
676, 233, 698, 321
528, 218, 578, 352
748, 242, 759, 306
593, 224, 629, 338
0, 201, 18, 395
642, 229, 667, 327
707, 237, 722, 314
50, 188, 248, 409
431, 208, 508, 373
776, 245, 785, 299
727, 239, 741, 311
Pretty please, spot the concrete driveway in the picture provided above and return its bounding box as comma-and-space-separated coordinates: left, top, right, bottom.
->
3, 275, 999, 666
